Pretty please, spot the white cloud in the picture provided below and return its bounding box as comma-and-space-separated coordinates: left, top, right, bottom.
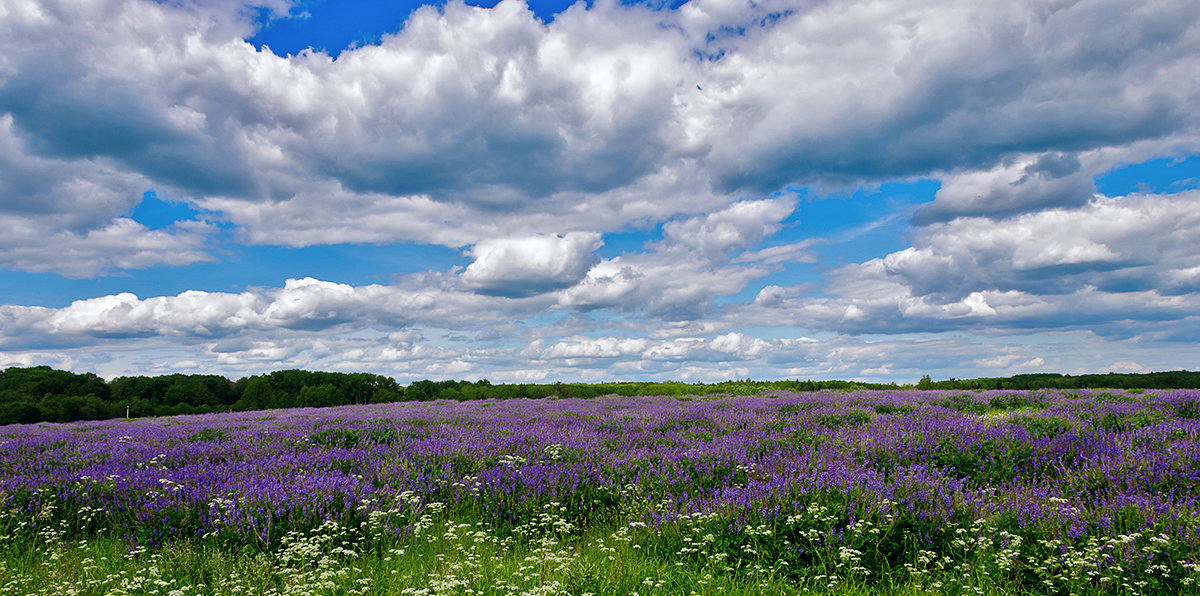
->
0, 115, 216, 275
0, 276, 559, 350
1, 0, 1197, 274
538, 333, 808, 367
733, 240, 819, 266
725, 191, 1200, 336
883, 191, 1200, 298
460, 233, 602, 297
4, 295, 1198, 382
913, 152, 1096, 224
1101, 361, 1149, 373
198, 185, 481, 247
542, 336, 649, 359
0, 115, 143, 229
0, 0, 698, 270
44, 288, 261, 337
557, 237, 771, 318
0, 217, 215, 277
1, 0, 1199, 382
753, 285, 786, 306
556, 198, 799, 316
697, 0, 1200, 192
660, 198, 794, 259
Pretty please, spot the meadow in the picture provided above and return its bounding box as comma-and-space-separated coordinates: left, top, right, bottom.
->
1, 389, 1198, 595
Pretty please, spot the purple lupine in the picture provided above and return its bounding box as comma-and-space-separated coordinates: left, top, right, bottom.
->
0, 389, 1197, 558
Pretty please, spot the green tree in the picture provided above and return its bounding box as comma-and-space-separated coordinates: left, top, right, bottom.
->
234, 378, 276, 412
164, 382, 218, 408
298, 384, 342, 408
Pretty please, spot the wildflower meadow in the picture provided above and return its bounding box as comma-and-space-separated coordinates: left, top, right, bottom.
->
1, 389, 1199, 595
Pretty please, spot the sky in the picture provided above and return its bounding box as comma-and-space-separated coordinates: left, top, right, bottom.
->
0, 0, 1199, 384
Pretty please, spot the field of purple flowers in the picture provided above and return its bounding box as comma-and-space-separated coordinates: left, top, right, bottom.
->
2, 389, 1199, 594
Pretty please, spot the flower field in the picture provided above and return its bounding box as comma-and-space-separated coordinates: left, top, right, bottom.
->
1, 389, 1199, 595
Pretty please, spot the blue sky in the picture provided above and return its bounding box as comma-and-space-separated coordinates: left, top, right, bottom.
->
1, 0, 1199, 382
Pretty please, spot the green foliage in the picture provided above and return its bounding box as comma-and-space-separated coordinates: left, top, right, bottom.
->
930, 436, 1036, 486
871, 403, 913, 415
297, 383, 343, 408
0, 366, 112, 424
814, 408, 874, 428
939, 394, 988, 415
4, 366, 1200, 426
187, 427, 229, 443
308, 422, 400, 449
233, 378, 275, 411
1091, 408, 1168, 432
1175, 398, 1200, 420
919, 370, 1200, 390
4, 505, 1195, 595
1007, 413, 1075, 438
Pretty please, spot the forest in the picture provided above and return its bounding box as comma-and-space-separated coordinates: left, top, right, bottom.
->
2, 365, 1198, 426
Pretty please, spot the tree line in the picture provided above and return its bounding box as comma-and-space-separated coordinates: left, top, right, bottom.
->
2, 365, 1198, 426
915, 370, 1200, 390
0, 367, 399, 425
0, 367, 898, 425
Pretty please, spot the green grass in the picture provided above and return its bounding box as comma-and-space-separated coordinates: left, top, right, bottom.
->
4, 503, 1191, 596
0, 531, 981, 596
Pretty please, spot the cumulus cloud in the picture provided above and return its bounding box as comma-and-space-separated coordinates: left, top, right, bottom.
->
2, 0, 1197, 272
884, 191, 1200, 299
698, 0, 1200, 192
460, 233, 602, 297
557, 199, 797, 317
523, 329, 1194, 381
0, 216, 216, 277
0, 115, 143, 229
19, 186, 1190, 372
0, 0, 705, 252
541, 331, 774, 364
2, 0, 1200, 381
726, 190, 1200, 337
0, 276, 552, 349
912, 152, 1097, 224
659, 198, 794, 259
557, 253, 769, 318
3, 276, 1198, 382
0, 115, 215, 275
753, 285, 787, 306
